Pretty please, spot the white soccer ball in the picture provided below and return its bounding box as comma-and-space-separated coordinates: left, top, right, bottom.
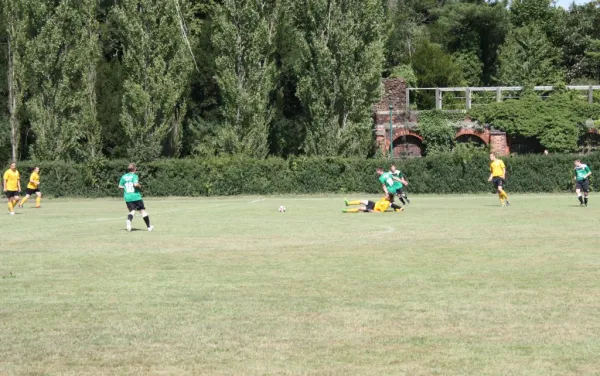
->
278, 205, 286, 212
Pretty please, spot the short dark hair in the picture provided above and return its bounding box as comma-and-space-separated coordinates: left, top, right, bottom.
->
128, 163, 136, 172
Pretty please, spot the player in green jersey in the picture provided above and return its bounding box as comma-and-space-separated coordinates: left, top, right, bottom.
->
376, 167, 407, 206
390, 164, 410, 204
118, 163, 154, 231
574, 160, 592, 207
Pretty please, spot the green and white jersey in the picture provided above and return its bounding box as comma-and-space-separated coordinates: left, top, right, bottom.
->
119, 172, 143, 202
390, 169, 404, 179
575, 164, 592, 181
379, 172, 403, 192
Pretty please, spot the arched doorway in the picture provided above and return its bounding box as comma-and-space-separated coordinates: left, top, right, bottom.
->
579, 133, 600, 154
509, 135, 544, 154
455, 134, 486, 147
393, 135, 423, 157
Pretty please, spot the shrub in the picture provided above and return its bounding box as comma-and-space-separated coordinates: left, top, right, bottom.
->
9, 152, 599, 197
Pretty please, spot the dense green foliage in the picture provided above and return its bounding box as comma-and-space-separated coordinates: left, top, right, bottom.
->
12, 152, 600, 197
2, 1, 600, 162
470, 93, 600, 152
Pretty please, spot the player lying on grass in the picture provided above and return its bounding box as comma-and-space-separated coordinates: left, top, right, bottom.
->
343, 195, 404, 213
118, 163, 154, 232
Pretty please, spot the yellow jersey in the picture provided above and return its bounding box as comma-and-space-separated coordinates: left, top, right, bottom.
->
28, 172, 40, 189
3, 169, 20, 191
490, 160, 505, 177
374, 197, 391, 212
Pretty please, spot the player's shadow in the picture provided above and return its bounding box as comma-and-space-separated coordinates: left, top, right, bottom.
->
122, 228, 143, 232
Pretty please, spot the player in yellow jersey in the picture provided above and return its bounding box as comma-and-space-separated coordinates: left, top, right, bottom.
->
3, 162, 21, 215
342, 195, 404, 213
18, 167, 41, 208
488, 153, 510, 206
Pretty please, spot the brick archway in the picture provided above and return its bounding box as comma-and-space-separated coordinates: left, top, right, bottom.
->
454, 128, 490, 145
392, 128, 423, 142
392, 135, 423, 157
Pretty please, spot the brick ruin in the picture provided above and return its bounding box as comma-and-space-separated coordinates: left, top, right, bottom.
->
373, 79, 509, 157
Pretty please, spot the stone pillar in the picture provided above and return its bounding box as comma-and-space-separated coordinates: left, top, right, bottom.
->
490, 131, 509, 155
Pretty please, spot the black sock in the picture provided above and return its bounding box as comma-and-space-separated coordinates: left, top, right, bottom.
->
391, 203, 401, 210
578, 196, 584, 204
399, 197, 406, 205
127, 214, 133, 221
143, 215, 151, 227
585, 197, 588, 204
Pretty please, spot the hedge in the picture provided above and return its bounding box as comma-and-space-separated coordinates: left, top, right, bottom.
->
8, 152, 599, 197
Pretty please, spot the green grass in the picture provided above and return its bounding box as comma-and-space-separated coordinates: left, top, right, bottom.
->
1, 194, 600, 375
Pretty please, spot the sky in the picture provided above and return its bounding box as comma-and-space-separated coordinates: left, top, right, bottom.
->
555, 0, 593, 8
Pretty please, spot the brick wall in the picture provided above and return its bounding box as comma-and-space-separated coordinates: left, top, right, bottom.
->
490, 131, 509, 155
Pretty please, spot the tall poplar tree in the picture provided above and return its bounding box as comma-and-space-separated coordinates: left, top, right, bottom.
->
210, 0, 278, 158
284, 0, 386, 157
1, 0, 29, 161
112, 0, 197, 161
26, 0, 101, 161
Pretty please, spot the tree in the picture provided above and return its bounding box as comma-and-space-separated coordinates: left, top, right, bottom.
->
560, 2, 600, 83
1, 0, 29, 161
209, 0, 278, 158
432, 0, 508, 85
284, 0, 386, 156
25, 0, 102, 161
112, 0, 197, 161
496, 24, 565, 85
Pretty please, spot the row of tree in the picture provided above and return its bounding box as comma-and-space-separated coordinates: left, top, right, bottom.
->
1, 0, 600, 162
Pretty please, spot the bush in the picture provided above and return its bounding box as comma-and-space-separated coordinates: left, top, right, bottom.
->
9, 152, 600, 197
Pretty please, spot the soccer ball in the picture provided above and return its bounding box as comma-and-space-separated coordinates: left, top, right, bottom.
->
278, 205, 286, 212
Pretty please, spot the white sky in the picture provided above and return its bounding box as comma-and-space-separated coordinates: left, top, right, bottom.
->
555, 0, 593, 8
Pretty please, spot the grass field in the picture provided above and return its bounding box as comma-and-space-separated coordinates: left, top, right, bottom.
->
1, 194, 600, 375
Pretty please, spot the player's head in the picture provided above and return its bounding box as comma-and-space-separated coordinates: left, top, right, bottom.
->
34, 166, 40, 173
575, 159, 582, 167
489, 153, 496, 161
390, 164, 397, 172
376, 167, 384, 176
9, 162, 16, 170
128, 163, 137, 173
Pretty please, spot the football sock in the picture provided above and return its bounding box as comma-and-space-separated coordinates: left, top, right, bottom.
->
578, 195, 583, 204
584, 196, 588, 205
347, 200, 361, 206
391, 203, 402, 210
343, 208, 359, 213
498, 193, 504, 203
142, 214, 151, 227
501, 191, 509, 200
399, 197, 406, 205
127, 214, 134, 221
20, 196, 29, 206
8, 201, 13, 212
35, 196, 41, 207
